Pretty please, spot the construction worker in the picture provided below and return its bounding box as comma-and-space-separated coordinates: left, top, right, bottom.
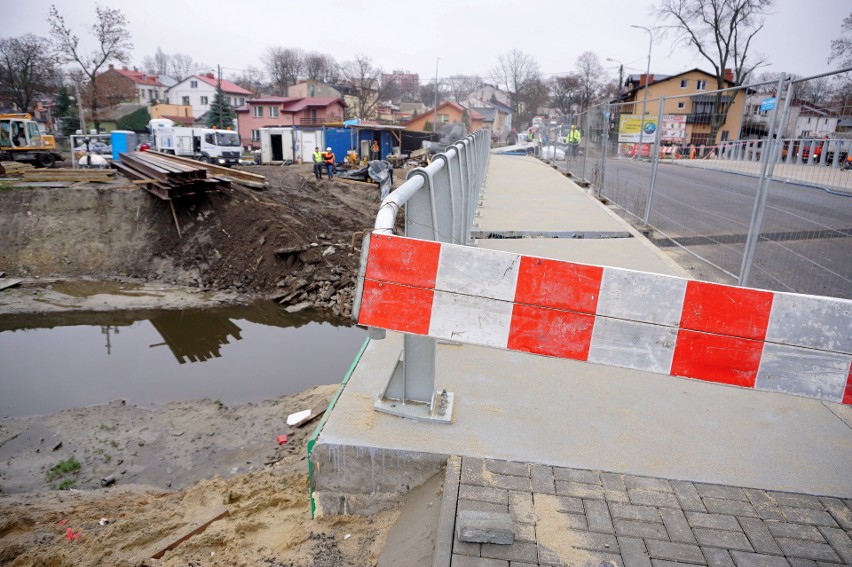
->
312, 146, 324, 180
371, 139, 380, 160
566, 125, 581, 157
322, 147, 335, 180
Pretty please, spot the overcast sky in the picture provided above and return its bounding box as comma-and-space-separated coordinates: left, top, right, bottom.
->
6, 0, 849, 86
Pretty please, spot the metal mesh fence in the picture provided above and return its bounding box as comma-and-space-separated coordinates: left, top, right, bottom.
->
571, 69, 852, 299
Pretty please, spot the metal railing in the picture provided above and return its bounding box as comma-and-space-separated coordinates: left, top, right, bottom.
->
358, 129, 491, 422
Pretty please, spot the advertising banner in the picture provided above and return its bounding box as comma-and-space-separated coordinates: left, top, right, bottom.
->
619, 114, 687, 144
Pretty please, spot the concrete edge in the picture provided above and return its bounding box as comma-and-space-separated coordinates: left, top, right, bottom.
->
432, 455, 460, 567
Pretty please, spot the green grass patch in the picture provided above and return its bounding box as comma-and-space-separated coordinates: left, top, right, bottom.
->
46, 457, 81, 481
57, 478, 76, 490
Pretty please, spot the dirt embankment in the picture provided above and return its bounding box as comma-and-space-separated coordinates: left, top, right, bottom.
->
0, 164, 385, 318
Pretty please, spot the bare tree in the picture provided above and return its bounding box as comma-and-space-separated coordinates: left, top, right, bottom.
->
796, 76, 833, 106
551, 75, 581, 116
445, 75, 483, 103
489, 49, 540, 126
522, 77, 551, 120
264, 47, 304, 95
231, 65, 266, 96
339, 55, 389, 119
47, 3, 133, 132
88, 70, 137, 107
828, 12, 852, 67
0, 34, 61, 113
141, 47, 170, 76
170, 53, 204, 82
304, 51, 338, 83
574, 51, 606, 110
657, 0, 772, 142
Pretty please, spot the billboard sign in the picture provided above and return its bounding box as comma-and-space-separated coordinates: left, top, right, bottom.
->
619, 114, 686, 144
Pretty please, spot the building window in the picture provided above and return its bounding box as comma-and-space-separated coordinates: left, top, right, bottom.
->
696, 80, 707, 90
190, 80, 198, 88
200, 96, 209, 105
182, 96, 190, 106
269, 106, 279, 117
438, 113, 449, 123
721, 130, 729, 141
680, 79, 688, 88
253, 106, 264, 118
251, 129, 261, 141
677, 101, 685, 109
238, 98, 245, 107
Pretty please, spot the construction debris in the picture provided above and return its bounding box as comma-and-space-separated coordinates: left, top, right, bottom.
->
113, 151, 228, 200
0, 161, 35, 176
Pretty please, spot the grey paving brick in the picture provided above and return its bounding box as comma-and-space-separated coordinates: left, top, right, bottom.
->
651, 561, 705, 567
553, 467, 601, 485
602, 472, 628, 492
454, 535, 482, 557
538, 493, 585, 514
462, 457, 487, 486
556, 512, 590, 530
779, 508, 838, 528
619, 536, 652, 567
704, 498, 759, 518
775, 538, 841, 562
486, 459, 529, 478
481, 541, 538, 564
786, 559, 817, 567
645, 539, 707, 564
817, 526, 852, 563
728, 550, 790, 567
614, 518, 670, 540
606, 490, 632, 504
611, 502, 663, 523
625, 475, 674, 493
491, 473, 532, 492
661, 508, 698, 544
538, 545, 621, 567
514, 521, 536, 543
451, 554, 507, 567
459, 499, 509, 514
530, 464, 555, 495
694, 528, 754, 552
630, 489, 682, 509
818, 497, 852, 530
673, 480, 708, 513
686, 511, 741, 531
743, 489, 786, 521
585, 498, 615, 534
737, 517, 782, 555
509, 490, 534, 525
457, 510, 515, 545
556, 529, 620, 552
768, 492, 824, 510
764, 521, 825, 542
460, 484, 510, 506
702, 547, 736, 567
507, 563, 537, 567
556, 480, 606, 500
694, 483, 747, 502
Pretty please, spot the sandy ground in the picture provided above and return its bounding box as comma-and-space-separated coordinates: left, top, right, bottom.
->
0, 165, 441, 566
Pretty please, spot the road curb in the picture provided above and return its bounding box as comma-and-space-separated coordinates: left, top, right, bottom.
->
432, 455, 461, 567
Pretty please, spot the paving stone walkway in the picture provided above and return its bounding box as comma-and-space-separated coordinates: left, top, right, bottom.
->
442, 456, 852, 567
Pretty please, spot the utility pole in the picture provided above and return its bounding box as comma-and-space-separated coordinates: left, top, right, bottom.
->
73, 81, 86, 135
217, 64, 223, 129
631, 25, 653, 157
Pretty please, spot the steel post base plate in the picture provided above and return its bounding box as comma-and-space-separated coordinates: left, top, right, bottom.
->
374, 391, 455, 424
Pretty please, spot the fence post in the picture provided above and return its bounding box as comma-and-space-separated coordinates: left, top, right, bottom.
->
643, 96, 665, 225
739, 76, 790, 288
597, 104, 608, 200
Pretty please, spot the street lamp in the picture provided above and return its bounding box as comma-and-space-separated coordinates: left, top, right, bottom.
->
433, 58, 440, 136
631, 25, 653, 156
605, 58, 624, 100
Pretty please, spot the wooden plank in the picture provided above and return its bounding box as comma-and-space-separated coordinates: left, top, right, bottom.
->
0, 279, 23, 291
117, 506, 229, 565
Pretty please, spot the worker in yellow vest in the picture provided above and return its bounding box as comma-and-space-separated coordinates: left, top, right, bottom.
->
312, 147, 324, 180
566, 125, 581, 158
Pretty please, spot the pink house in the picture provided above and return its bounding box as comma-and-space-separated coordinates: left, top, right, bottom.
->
235, 97, 347, 148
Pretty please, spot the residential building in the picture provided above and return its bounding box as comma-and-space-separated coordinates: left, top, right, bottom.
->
467, 85, 512, 108
743, 93, 839, 138
398, 102, 428, 122
382, 71, 420, 98
403, 101, 484, 133
167, 73, 252, 119
150, 103, 198, 127
235, 96, 346, 148
619, 68, 745, 146
287, 80, 342, 98
99, 65, 168, 104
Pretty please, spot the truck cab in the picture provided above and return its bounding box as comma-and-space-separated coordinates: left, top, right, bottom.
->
153, 125, 241, 166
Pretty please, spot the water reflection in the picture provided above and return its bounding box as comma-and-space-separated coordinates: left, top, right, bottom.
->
0, 302, 365, 417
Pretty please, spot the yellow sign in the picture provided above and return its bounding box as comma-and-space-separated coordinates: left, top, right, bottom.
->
618, 115, 658, 144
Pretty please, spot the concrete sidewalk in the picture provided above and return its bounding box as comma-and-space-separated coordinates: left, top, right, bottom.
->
311, 154, 852, 522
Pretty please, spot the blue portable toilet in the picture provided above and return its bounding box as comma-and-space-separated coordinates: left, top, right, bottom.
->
111, 130, 138, 162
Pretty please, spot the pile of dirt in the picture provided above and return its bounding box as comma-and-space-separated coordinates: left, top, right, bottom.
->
0, 164, 389, 318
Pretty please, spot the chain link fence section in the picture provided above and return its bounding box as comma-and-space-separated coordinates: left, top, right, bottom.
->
575, 69, 852, 299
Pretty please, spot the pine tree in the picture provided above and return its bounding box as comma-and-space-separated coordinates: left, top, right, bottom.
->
206, 84, 235, 129
54, 85, 80, 137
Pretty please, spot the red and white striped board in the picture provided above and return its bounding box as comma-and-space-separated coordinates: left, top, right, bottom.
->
355, 233, 852, 405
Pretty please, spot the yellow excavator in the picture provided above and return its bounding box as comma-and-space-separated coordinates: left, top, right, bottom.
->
0, 113, 63, 168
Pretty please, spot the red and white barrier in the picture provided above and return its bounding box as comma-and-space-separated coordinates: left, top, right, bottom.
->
356, 233, 852, 405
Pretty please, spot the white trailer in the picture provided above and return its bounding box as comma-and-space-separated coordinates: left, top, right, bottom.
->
152, 125, 242, 166
260, 127, 294, 164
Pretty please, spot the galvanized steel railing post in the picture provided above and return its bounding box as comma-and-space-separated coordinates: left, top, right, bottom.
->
643, 96, 665, 225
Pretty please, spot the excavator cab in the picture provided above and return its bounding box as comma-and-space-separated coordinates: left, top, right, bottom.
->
0, 113, 61, 167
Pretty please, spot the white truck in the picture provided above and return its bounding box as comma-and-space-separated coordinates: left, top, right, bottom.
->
150, 121, 242, 166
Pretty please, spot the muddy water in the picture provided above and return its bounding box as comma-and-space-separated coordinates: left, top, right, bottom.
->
0, 302, 366, 418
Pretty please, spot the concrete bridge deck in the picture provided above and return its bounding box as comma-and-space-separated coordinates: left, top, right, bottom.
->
311, 154, 852, 563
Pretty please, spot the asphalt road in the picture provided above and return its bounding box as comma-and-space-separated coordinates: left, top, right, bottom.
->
585, 157, 852, 299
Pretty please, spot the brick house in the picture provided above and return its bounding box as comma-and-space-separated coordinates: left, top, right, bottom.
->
98, 65, 168, 104
403, 101, 484, 133
235, 96, 346, 148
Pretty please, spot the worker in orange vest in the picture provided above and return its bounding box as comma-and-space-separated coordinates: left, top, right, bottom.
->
322, 147, 335, 180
